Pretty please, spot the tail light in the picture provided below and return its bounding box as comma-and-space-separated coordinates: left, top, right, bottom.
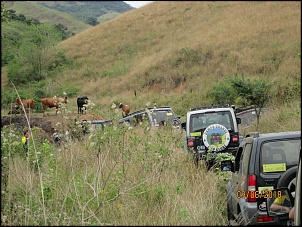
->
187, 139, 194, 147
257, 215, 274, 222
232, 135, 239, 143
247, 174, 257, 202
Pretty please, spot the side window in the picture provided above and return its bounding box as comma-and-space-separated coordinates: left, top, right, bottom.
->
235, 147, 243, 171
122, 118, 132, 126
260, 139, 300, 173
218, 113, 231, 129
241, 143, 252, 176
143, 113, 150, 125
133, 115, 142, 126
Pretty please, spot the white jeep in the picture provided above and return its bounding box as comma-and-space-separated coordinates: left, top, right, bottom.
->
182, 104, 242, 168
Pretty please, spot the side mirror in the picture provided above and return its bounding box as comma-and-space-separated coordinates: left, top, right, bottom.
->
236, 117, 241, 124
220, 160, 234, 172
266, 188, 294, 217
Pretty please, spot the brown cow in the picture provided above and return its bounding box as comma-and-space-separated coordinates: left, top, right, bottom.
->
41, 96, 68, 115
16, 98, 35, 113
119, 103, 130, 117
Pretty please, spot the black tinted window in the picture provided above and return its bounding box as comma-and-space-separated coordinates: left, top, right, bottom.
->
261, 139, 301, 173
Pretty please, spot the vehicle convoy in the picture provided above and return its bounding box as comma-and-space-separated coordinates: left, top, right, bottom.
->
221, 131, 301, 225
118, 106, 182, 133
182, 104, 242, 167
266, 146, 301, 226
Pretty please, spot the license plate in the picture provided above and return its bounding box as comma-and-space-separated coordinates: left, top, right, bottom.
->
287, 220, 293, 226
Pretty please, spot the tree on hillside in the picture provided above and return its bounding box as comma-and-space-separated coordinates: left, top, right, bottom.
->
1, 2, 11, 23
7, 23, 65, 85
208, 75, 272, 130
230, 75, 272, 130
208, 79, 237, 105
86, 17, 99, 26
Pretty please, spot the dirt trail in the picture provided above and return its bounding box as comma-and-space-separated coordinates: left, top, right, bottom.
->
1, 113, 108, 135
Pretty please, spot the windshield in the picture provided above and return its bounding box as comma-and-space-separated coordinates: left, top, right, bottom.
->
261, 139, 301, 173
189, 111, 234, 132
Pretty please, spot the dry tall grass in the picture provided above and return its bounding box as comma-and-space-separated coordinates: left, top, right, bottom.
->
2, 124, 230, 226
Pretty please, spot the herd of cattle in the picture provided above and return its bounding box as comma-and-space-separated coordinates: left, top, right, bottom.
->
12, 96, 131, 117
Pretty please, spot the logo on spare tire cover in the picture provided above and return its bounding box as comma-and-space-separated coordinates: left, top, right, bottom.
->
203, 124, 230, 152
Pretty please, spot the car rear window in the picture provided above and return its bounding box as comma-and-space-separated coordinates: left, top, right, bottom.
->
153, 110, 176, 123
189, 111, 234, 132
261, 139, 301, 173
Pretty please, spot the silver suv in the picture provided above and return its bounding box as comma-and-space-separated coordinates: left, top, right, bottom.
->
182, 104, 241, 167
117, 106, 182, 133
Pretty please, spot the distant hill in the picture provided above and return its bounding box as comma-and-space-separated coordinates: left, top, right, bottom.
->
2, 1, 133, 34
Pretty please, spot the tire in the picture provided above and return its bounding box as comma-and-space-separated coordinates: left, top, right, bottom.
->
227, 203, 235, 226
277, 166, 298, 193
172, 119, 183, 134
193, 153, 199, 167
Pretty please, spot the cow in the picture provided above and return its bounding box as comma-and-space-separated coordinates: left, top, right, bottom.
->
77, 96, 89, 115
40, 96, 68, 115
119, 103, 130, 117
15, 98, 35, 113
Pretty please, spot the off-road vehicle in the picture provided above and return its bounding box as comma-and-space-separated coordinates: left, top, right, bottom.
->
182, 104, 242, 167
221, 131, 301, 225
117, 106, 182, 133
79, 119, 113, 134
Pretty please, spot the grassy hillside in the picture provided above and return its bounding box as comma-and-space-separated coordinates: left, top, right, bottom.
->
2, 1, 133, 34
3, 1, 90, 34
32, 1, 133, 21
2, 1, 301, 131
54, 1, 300, 123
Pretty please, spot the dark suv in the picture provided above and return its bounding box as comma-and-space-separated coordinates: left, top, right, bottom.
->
117, 106, 182, 133
221, 131, 301, 225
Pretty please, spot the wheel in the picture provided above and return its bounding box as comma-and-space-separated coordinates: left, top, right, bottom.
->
171, 119, 183, 134
277, 166, 298, 193
227, 203, 235, 226
235, 212, 245, 225
193, 154, 199, 167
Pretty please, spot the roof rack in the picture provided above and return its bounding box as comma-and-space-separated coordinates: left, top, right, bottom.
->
120, 106, 173, 119
147, 106, 172, 111
190, 104, 232, 111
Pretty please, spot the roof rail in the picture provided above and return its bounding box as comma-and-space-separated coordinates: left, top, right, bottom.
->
120, 109, 147, 118
121, 106, 173, 118
245, 132, 260, 138
147, 106, 171, 110
190, 104, 231, 111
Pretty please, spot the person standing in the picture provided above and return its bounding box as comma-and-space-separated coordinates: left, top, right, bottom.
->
22, 130, 29, 156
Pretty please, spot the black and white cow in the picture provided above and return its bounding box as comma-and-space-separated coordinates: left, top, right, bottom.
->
77, 96, 89, 115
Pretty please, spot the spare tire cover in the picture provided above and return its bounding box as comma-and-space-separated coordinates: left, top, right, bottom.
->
277, 166, 297, 193
202, 124, 230, 152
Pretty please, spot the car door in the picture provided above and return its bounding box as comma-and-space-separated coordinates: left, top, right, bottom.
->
229, 146, 243, 214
